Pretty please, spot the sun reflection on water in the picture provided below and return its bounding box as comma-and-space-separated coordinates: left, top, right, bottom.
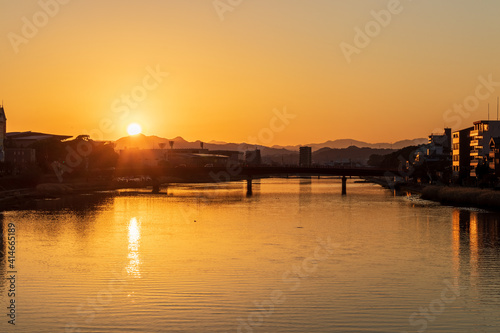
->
126, 217, 141, 278
469, 212, 479, 297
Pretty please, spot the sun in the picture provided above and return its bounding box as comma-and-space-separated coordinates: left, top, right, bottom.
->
127, 123, 142, 136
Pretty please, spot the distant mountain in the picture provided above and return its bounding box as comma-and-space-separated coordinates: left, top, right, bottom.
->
115, 134, 193, 150
113, 135, 424, 165
208, 140, 229, 145
263, 146, 397, 165
271, 138, 428, 151
114, 134, 294, 157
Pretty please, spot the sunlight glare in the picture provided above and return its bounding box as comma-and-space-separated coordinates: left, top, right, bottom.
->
127, 123, 142, 136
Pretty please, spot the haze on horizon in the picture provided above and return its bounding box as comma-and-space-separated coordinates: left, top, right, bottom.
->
1, 0, 500, 146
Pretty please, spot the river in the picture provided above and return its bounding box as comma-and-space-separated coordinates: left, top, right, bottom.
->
1, 178, 499, 332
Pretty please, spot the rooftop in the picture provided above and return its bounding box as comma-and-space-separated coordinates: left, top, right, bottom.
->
7, 131, 72, 141
473, 120, 500, 125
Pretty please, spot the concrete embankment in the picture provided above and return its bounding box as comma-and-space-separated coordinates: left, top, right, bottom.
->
421, 186, 500, 211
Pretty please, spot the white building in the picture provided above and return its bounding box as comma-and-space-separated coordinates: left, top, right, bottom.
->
470, 120, 500, 177
427, 128, 451, 158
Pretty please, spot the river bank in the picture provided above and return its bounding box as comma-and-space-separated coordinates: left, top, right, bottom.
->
4, 176, 500, 213
0, 181, 116, 211
364, 177, 500, 211
421, 186, 500, 211
0, 174, 253, 211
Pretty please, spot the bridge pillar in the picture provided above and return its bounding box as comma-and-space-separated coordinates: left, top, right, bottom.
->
246, 176, 253, 196
341, 176, 347, 195
152, 177, 160, 194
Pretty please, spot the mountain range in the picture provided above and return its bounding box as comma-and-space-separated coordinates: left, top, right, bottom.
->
114, 134, 427, 165
269, 138, 427, 151
115, 135, 427, 152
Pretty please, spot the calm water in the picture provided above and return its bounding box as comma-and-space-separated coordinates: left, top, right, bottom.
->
1, 178, 500, 332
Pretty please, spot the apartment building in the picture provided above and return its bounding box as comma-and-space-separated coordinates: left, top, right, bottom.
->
470, 120, 500, 177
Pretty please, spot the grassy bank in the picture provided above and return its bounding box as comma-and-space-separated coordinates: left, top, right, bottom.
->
421, 186, 500, 211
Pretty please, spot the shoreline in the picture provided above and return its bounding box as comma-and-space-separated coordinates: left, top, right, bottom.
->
364, 177, 500, 212
0, 176, 251, 211
3, 177, 500, 213
420, 186, 500, 212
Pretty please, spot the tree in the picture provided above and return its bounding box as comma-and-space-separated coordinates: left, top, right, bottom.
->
475, 158, 492, 187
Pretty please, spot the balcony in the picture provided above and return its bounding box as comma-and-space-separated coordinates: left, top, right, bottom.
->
470, 140, 480, 146
470, 149, 481, 156
470, 130, 483, 137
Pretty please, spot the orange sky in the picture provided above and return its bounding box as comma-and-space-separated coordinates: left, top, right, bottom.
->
2, 0, 500, 145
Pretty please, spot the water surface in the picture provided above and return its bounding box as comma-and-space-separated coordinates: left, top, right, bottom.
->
1, 178, 500, 332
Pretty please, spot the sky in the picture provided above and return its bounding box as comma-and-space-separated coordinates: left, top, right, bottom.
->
1, 0, 500, 146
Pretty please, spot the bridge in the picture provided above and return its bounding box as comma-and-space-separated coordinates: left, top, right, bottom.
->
111, 165, 395, 195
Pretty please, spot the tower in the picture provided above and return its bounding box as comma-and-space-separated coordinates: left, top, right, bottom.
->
0, 104, 6, 162
299, 146, 312, 167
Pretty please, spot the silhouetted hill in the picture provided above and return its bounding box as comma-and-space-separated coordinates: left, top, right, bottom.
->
367, 145, 425, 169
113, 135, 417, 165
114, 134, 293, 157
115, 135, 426, 151
264, 146, 396, 165
115, 134, 191, 150
271, 138, 427, 151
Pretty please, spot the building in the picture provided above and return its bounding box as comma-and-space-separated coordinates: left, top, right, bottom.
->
299, 146, 312, 167
452, 127, 472, 181
5, 148, 36, 172
0, 104, 6, 162
118, 148, 232, 167
488, 137, 500, 177
427, 128, 452, 159
6, 131, 72, 148
209, 150, 242, 162
407, 128, 452, 183
245, 149, 261, 166
469, 120, 500, 177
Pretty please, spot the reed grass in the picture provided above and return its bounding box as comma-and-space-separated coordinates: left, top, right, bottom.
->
421, 186, 500, 210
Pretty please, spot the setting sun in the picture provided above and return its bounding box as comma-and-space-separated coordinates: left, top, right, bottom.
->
127, 123, 142, 136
